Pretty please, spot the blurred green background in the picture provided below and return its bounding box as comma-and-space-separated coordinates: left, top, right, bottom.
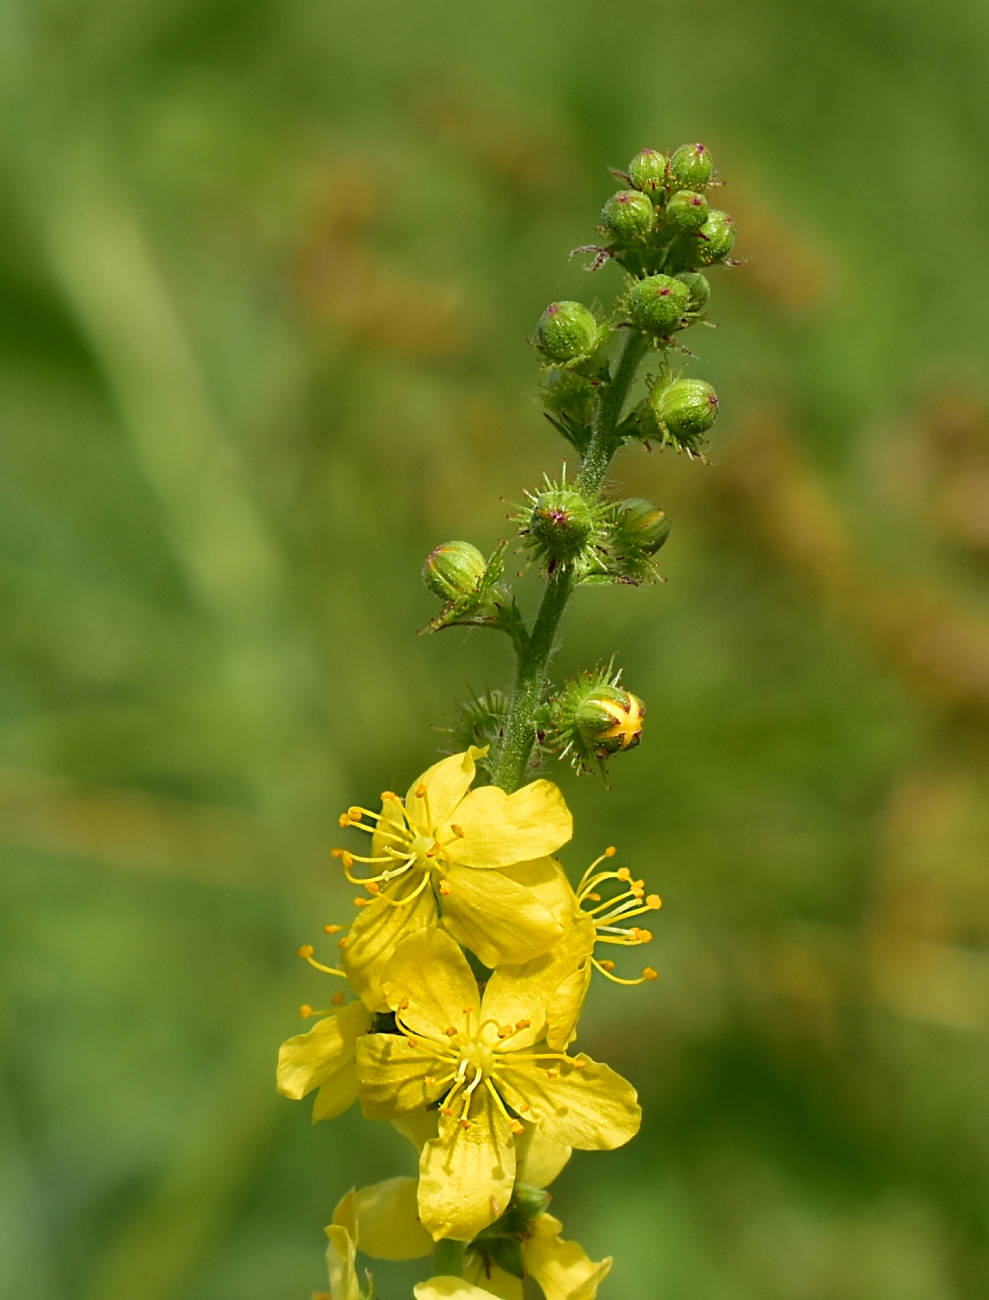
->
3, 1, 989, 1297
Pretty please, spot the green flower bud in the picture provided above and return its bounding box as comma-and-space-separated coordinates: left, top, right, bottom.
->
627, 274, 690, 335
669, 142, 714, 190
600, 189, 655, 243
677, 271, 711, 310
422, 540, 486, 601
536, 301, 600, 362
693, 209, 735, 265
664, 189, 710, 232
613, 498, 671, 556
511, 1184, 552, 1222
652, 379, 719, 441
575, 685, 645, 756
627, 148, 668, 199
529, 488, 595, 561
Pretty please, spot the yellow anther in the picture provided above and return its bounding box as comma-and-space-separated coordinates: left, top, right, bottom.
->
643, 967, 658, 981
617, 867, 631, 881
366, 882, 380, 895
407, 1037, 418, 1048
444, 1026, 458, 1038
415, 783, 428, 798
338, 937, 348, 948
460, 1118, 471, 1130
634, 928, 653, 943
331, 848, 344, 859
341, 852, 354, 869
332, 992, 345, 1006
398, 997, 410, 1011
297, 945, 314, 959
424, 1075, 436, 1086
354, 897, 369, 907
585, 892, 601, 901
347, 806, 363, 820
546, 1070, 559, 1080
338, 814, 351, 828
515, 1019, 530, 1030
605, 846, 617, 857
497, 1026, 512, 1039
381, 790, 397, 801
299, 1004, 313, 1017
324, 924, 343, 934
450, 823, 465, 838
462, 1005, 475, 1015
439, 880, 452, 896
510, 1120, 524, 1135
517, 1103, 530, 1114
598, 959, 615, 972
647, 894, 662, 909
573, 1059, 586, 1070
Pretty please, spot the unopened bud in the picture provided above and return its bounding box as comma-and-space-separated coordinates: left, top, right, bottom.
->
536, 301, 600, 362
512, 1183, 552, 1221
669, 142, 714, 190
613, 498, 671, 556
543, 367, 594, 421
575, 686, 645, 755
628, 274, 690, 336
627, 149, 668, 200
652, 379, 719, 441
529, 488, 594, 561
677, 272, 711, 310
693, 209, 735, 265
600, 189, 655, 243
423, 541, 486, 601
664, 189, 710, 232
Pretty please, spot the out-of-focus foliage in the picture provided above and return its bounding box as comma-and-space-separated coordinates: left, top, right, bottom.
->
2, 1, 989, 1297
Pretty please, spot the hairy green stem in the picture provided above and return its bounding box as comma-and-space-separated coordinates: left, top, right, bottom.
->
493, 330, 648, 793
432, 1238, 467, 1278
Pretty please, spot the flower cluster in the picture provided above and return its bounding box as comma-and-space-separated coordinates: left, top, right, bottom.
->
279, 749, 661, 1298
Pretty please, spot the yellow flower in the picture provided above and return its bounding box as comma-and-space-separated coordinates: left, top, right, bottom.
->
331, 1177, 611, 1300
276, 999, 371, 1121
334, 748, 573, 1009
355, 928, 640, 1241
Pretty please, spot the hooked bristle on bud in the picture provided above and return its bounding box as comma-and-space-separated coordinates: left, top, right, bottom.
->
668, 142, 714, 190
627, 148, 668, 199
664, 189, 710, 232
423, 540, 487, 602
535, 301, 602, 363
600, 189, 656, 243
627, 274, 690, 336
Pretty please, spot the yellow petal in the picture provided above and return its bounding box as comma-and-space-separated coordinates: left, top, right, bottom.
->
382, 928, 479, 1040
545, 961, 592, 1051
414, 1280, 503, 1300
418, 1089, 515, 1241
406, 747, 485, 833
331, 1187, 358, 1239
312, 1065, 359, 1121
442, 781, 572, 869
350, 1176, 432, 1260
497, 1054, 640, 1151
391, 1109, 440, 1152
485, 918, 595, 1047
277, 1001, 371, 1100
355, 1034, 448, 1118
341, 874, 438, 1012
440, 865, 562, 969
514, 1124, 572, 1189
324, 1219, 360, 1300
463, 1259, 524, 1300
522, 1214, 612, 1300
498, 857, 577, 925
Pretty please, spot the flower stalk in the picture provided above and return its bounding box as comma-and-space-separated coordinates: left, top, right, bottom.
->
279, 141, 736, 1300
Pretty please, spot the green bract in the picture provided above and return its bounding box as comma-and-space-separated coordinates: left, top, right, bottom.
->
664, 189, 710, 232
600, 190, 655, 243
536, 301, 600, 362
628, 275, 690, 335
423, 542, 487, 602
627, 148, 668, 199
669, 142, 714, 189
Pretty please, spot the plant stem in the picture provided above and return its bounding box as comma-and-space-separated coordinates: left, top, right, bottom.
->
432, 1238, 467, 1278
493, 329, 648, 793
